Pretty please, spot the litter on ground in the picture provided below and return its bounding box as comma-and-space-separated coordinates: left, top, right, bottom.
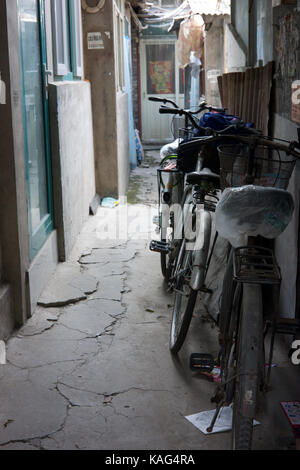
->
101, 198, 119, 208
0, 340, 6, 365
185, 405, 260, 435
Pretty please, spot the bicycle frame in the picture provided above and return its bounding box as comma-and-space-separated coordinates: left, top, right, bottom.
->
170, 150, 217, 292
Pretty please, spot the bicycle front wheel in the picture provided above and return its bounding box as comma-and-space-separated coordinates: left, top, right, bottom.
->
169, 242, 197, 354
232, 283, 263, 450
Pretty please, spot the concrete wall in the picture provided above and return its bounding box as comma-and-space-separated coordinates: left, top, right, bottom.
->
49, 81, 96, 261
273, 114, 300, 319
82, 3, 119, 199
82, 1, 131, 200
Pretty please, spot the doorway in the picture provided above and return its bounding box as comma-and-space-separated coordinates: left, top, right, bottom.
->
140, 38, 184, 143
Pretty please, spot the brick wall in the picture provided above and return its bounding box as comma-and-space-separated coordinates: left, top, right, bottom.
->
131, 20, 140, 130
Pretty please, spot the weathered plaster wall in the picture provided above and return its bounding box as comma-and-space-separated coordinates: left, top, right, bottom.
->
49, 81, 96, 261
82, 3, 119, 199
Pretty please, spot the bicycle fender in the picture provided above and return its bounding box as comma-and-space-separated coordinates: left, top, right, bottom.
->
189, 209, 212, 291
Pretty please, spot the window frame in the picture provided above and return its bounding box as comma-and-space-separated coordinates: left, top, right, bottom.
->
69, 0, 84, 78
51, 0, 84, 80
114, 0, 125, 92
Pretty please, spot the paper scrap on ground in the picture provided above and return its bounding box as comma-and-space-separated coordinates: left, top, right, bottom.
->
186, 405, 260, 435
0, 340, 6, 365
281, 401, 300, 438
198, 366, 221, 382
101, 198, 119, 208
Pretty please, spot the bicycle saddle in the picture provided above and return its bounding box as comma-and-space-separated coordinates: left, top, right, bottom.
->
215, 185, 294, 246
187, 168, 220, 186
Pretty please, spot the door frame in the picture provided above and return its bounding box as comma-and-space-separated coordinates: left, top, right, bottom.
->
19, 0, 54, 261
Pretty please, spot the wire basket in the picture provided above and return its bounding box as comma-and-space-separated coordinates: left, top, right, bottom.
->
218, 143, 296, 191
178, 128, 197, 140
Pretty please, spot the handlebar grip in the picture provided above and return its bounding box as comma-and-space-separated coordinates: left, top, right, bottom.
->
211, 107, 226, 113
159, 107, 181, 115
149, 97, 165, 102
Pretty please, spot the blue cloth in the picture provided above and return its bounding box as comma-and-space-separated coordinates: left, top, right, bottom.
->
194, 112, 254, 136
182, 113, 255, 174
124, 36, 137, 169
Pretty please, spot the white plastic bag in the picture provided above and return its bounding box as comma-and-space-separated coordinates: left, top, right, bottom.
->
215, 185, 294, 247
160, 138, 182, 159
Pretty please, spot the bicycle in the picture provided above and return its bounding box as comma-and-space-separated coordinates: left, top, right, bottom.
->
200, 133, 300, 449
149, 104, 260, 353
149, 98, 226, 283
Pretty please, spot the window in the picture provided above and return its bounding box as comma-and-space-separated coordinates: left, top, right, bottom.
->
51, 0, 83, 79
114, 0, 125, 91
152, 0, 183, 7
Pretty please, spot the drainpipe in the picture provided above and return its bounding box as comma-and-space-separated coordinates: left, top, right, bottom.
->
136, 34, 142, 138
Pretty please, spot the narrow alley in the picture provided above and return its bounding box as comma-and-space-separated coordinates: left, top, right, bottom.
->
0, 151, 298, 451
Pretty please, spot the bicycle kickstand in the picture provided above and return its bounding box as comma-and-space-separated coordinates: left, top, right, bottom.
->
206, 400, 226, 433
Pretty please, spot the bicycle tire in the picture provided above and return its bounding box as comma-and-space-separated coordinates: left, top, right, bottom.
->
223, 283, 242, 405
169, 243, 197, 354
232, 283, 263, 450
218, 248, 235, 345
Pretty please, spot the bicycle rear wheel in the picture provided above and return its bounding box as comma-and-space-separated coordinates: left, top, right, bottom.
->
169, 241, 197, 354
232, 283, 263, 450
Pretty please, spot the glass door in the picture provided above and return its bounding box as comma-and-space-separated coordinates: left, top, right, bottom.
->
18, 0, 53, 260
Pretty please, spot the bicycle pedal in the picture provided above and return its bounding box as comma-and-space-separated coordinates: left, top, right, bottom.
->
149, 240, 169, 254
190, 353, 215, 372
199, 286, 213, 294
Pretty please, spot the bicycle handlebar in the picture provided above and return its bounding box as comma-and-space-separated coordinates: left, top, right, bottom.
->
178, 130, 300, 160
159, 106, 202, 131
190, 101, 227, 114
150, 97, 226, 115
148, 97, 179, 108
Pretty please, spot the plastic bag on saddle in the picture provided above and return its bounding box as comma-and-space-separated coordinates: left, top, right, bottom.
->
160, 139, 183, 160
215, 185, 294, 247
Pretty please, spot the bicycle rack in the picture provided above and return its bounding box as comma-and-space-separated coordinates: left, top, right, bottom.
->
233, 246, 281, 285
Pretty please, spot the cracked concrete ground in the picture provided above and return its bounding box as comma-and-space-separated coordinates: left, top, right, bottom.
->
0, 151, 299, 450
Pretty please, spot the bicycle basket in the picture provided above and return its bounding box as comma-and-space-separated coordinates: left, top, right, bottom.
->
218, 143, 296, 191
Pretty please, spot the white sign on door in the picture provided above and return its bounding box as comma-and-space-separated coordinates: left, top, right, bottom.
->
88, 32, 104, 50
